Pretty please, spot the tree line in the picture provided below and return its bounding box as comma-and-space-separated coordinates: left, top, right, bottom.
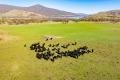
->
81, 16, 120, 23
0, 17, 80, 25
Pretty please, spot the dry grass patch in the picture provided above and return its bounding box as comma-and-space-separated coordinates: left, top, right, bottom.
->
0, 30, 19, 42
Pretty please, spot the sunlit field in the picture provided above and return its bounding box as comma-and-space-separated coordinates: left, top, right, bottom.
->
0, 22, 120, 80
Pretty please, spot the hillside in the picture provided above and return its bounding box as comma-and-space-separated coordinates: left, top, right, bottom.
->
83, 10, 120, 21
0, 4, 86, 18
1, 9, 46, 18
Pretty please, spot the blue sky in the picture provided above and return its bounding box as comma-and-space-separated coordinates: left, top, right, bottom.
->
0, 0, 120, 14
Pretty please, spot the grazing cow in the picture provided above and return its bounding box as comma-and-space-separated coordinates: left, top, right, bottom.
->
45, 38, 49, 41
43, 47, 46, 51
91, 49, 94, 53
48, 44, 52, 47
46, 48, 50, 51
63, 51, 68, 57
42, 43, 45, 47
38, 48, 42, 52
30, 44, 35, 50
24, 44, 26, 47
87, 50, 91, 53
61, 45, 67, 49
81, 46, 88, 50
50, 38, 53, 40
52, 48, 56, 51
36, 53, 43, 59
56, 43, 60, 47
53, 56, 58, 60
37, 45, 41, 49
51, 58, 55, 62
43, 53, 49, 60
72, 42, 77, 45
66, 43, 70, 47
57, 54, 62, 58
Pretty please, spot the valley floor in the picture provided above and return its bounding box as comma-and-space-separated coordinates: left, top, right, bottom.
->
0, 22, 120, 80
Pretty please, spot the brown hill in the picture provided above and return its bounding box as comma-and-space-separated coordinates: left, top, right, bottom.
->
83, 10, 120, 21
0, 4, 82, 18
1, 9, 46, 18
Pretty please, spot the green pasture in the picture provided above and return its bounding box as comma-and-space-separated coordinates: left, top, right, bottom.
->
0, 22, 120, 80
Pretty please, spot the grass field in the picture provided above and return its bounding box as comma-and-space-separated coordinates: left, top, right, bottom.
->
0, 22, 120, 80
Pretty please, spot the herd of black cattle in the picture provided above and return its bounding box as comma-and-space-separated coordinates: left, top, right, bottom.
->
29, 40, 94, 62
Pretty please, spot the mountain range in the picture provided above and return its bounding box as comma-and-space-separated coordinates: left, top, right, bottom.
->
0, 4, 120, 21
0, 4, 87, 19
84, 10, 120, 21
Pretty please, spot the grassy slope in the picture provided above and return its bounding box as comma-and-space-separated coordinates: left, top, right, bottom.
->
0, 22, 120, 80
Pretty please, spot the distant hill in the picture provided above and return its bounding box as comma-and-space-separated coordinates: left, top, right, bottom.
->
0, 4, 86, 19
1, 9, 46, 18
83, 10, 120, 21
0, 4, 20, 13
23, 4, 76, 17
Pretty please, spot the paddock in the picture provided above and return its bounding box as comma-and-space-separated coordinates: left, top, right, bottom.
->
0, 22, 120, 80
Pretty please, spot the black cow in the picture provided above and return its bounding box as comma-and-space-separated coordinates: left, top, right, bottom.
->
24, 44, 26, 47
36, 53, 43, 59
